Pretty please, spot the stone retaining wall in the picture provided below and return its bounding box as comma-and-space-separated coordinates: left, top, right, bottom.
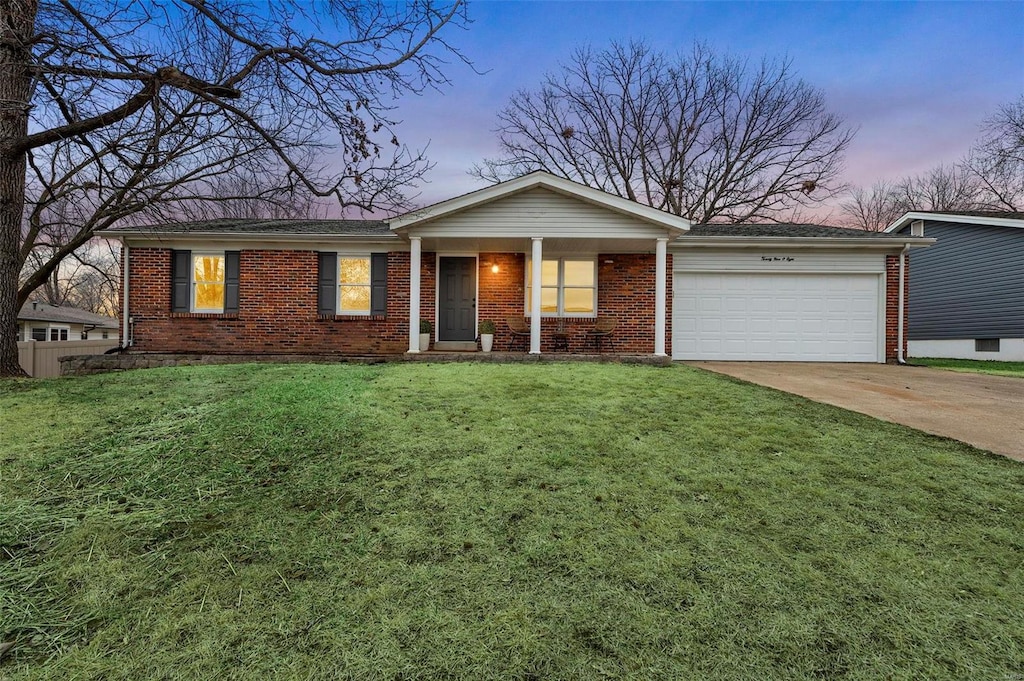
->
60, 352, 672, 376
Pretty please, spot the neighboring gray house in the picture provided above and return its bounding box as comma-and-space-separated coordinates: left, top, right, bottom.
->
17, 300, 120, 342
887, 211, 1024, 361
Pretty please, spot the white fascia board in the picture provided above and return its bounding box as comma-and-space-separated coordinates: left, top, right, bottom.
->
885, 211, 1024, 233
389, 170, 691, 234
671, 237, 936, 249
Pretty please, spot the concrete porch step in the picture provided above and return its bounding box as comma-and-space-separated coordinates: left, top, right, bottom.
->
432, 341, 478, 352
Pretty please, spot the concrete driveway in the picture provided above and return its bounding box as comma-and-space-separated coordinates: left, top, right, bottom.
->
688, 362, 1024, 461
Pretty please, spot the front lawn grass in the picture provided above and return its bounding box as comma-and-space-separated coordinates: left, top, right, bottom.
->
914, 357, 1024, 378
2, 363, 1022, 680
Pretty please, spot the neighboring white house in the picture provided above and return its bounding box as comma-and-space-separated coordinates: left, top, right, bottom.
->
17, 301, 120, 343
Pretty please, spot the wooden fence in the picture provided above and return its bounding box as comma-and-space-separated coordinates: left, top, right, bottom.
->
17, 339, 120, 378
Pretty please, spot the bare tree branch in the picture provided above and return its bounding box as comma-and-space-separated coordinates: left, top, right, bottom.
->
0, 0, 469, 376
473, 41, 853, 224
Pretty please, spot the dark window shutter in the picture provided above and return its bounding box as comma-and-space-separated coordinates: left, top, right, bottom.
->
318, 252, 337, 316
370, 253, 387, 316
224, 251, 240, 313
171, 250, 191, 312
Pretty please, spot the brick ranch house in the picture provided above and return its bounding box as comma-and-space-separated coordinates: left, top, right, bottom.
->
100, 172, 933, 362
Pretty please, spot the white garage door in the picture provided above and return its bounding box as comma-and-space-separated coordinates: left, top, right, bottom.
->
673, 273, 881, 362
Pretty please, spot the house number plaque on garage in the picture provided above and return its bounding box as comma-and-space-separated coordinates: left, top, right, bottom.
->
761, 256, 795, 262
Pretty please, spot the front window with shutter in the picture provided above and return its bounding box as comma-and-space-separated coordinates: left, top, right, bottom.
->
193, 253, 226, 312
318, 252, 386, 317
172, 250, 239, 314
339, 256, 371, 314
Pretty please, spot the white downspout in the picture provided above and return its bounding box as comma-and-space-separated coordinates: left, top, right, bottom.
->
122, 244, 131, 346
897, 244, 909, 364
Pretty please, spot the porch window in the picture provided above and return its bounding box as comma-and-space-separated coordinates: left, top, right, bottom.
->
48, 327, 69, 341
31, 327, 46, 341
339, 256, 371, 314
525, 257, 596, 317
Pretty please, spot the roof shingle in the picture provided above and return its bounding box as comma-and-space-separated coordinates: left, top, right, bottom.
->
104, 218, 392, 236
683, 223, 906, 238
910, 210, 1024, 221
19, 302, 119, 328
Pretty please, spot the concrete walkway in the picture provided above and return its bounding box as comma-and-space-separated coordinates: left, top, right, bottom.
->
688, 362, 1024, 461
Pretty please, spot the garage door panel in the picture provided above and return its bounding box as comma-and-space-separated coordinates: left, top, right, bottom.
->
673, 272, 881, 362
851, 298, 876, 314
724, 298, 748, 313
801, 298, 825, 314
722, 277, 749, 292
775, 297, 798, 313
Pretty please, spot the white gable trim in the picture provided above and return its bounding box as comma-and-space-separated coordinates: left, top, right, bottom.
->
389, 171, 691, 234
886, 211, 1024, 233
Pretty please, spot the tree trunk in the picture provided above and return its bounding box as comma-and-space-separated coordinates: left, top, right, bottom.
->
0, 0, 37, 377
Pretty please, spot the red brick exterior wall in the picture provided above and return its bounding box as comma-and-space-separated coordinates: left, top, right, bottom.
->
125, 246, 904, 360
474, 252, 670, 354
127, 248, 425, 354
478, 252, 526, 350
884, 253, 908, 362
124, 247, 672, 355
595, 253, 672, 355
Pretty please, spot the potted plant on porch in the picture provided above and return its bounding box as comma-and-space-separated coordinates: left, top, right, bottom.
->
419, 319, 431, 352
479, 320, 496, 353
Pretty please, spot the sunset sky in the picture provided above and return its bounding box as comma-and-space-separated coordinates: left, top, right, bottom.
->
389, 0, 1024, 218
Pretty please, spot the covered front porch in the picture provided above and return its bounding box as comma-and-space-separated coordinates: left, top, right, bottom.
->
388, 172, 690, 357
403, 241, 671, 355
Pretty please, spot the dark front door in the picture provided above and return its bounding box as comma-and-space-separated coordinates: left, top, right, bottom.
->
438, 257, 476, 341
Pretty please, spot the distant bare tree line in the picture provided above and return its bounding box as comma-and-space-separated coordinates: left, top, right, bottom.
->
840, 96, 1024, 231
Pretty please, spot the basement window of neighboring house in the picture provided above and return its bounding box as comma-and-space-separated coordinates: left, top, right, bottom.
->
171, 250, 240, 314
975, 338, 1000, 352
524, 257, 597, 317
317, 252, 387, 316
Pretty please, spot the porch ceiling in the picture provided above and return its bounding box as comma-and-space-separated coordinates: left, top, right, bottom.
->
417, 235, 663, 254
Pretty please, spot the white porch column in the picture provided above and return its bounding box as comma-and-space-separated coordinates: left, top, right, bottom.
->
530, 237, 543, 354
408, 236, 422, 353
654, 237, 668, 356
